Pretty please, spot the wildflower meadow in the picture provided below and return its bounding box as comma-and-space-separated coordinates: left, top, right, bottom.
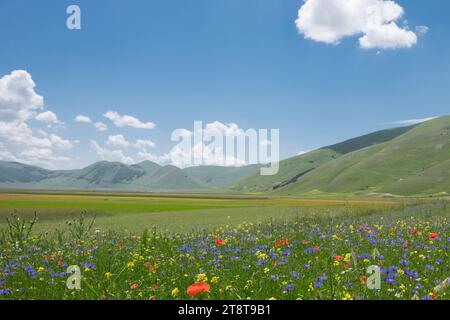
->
0, 204, 449, 300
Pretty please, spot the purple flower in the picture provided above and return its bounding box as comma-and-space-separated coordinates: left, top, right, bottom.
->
283, 283, 295, 292
399, 260, 410, 266
314, 281, 323, 288
257, 259, 267, 265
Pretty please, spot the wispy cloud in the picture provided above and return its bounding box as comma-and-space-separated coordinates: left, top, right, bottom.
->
104, 111, 155, 130
389, 116, 438, 126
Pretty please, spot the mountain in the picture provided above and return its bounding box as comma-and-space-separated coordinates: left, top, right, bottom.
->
230, 124, 417, 193
1, 116, 449, 196
272, 116, 450, 197
184, 164, 261, 188
0, 160, 260, 192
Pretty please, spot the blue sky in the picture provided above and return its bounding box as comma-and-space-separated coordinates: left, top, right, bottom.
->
0, 0, 449, 169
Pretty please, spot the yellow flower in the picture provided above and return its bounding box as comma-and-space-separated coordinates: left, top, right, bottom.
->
264, 268, 270, 274
104, 272, 112, 280
397, 269, 404, 276
196, 273, 208, 282
127, 261, 135, 270
342, 292, 353, 300
268, 297, 277, 300
343, 253, 352, 263
37, 267, 45, 273
171, 288, 180, 298
211, 276, 219, 284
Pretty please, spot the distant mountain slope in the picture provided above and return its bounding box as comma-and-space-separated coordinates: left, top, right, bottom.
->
231, 124, 417, 193
0, 160, 260, 192
0, 162, 54, 183
1, 117, 448, 196
184, 164, 261, 188
275, 116, 450, 196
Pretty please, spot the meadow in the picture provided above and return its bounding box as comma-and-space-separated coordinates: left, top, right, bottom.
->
0, 191, 448, 300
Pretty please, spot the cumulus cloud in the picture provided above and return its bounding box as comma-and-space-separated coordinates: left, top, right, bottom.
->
94, 122, 108, 131
134, 139, 155, 151
90, 140, 134, 164
0, 70, 44, 121
106, 134, 130, 147
35, 110, 61, 124
49, 134, 74, 150
104, 111, 155, 129
75, 115, 91, 123
295, 0, 424, 49
167, 121, 277, 168
0, 70, 73, 168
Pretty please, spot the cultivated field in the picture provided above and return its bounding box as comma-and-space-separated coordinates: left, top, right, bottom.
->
0, 191, 403, 232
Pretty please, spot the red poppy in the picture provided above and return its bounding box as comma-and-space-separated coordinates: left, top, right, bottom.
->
215, 239, 224, 246
144, 262, 152, 268
117, 242, 125, 250
343, 263, 350, 269
187, 282, 210, 297
57, 257, 64, 266
429, 233, 439, 240
281, 239, 289, 246
313, 246, 320, 252
150, 284, 158, 290
130, 283, 138, 289
411, 229, 419, 235
150, 266, 158, 273
335, 255, 343, 262
274, 241, 281, 248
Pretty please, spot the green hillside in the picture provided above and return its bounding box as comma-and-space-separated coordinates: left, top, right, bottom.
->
0, 162, 54, 183
275, 116, 450, 196
231, 124, 416, 193
0, 160, 254, 192
184, 164, 261, 188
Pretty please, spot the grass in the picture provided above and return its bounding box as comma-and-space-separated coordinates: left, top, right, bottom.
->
0, 200, 448, 300
0, 192, 403, 232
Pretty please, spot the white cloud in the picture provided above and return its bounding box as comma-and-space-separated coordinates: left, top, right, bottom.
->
0, 149, 19, 162
0, 70, 73, 168
415, 25, 430, 35
104, 111, 155, 129
136, 151, 167, 164
75, 115, 91, 123
295, 0, 423, 49
106, 134, 130, 147
298, 149, 313, 155
90, 140, 134, 164
94, 122, 108, 131
0, 70, 44, 121
390, 116, 437, 126
35, 110, 61, 124
49, 134, 74, 150
134, 139, 155, 151
167, 121, 275, 168
0, 121, 52, 148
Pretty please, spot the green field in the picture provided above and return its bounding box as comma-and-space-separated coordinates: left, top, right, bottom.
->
0, 191, 407, 233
